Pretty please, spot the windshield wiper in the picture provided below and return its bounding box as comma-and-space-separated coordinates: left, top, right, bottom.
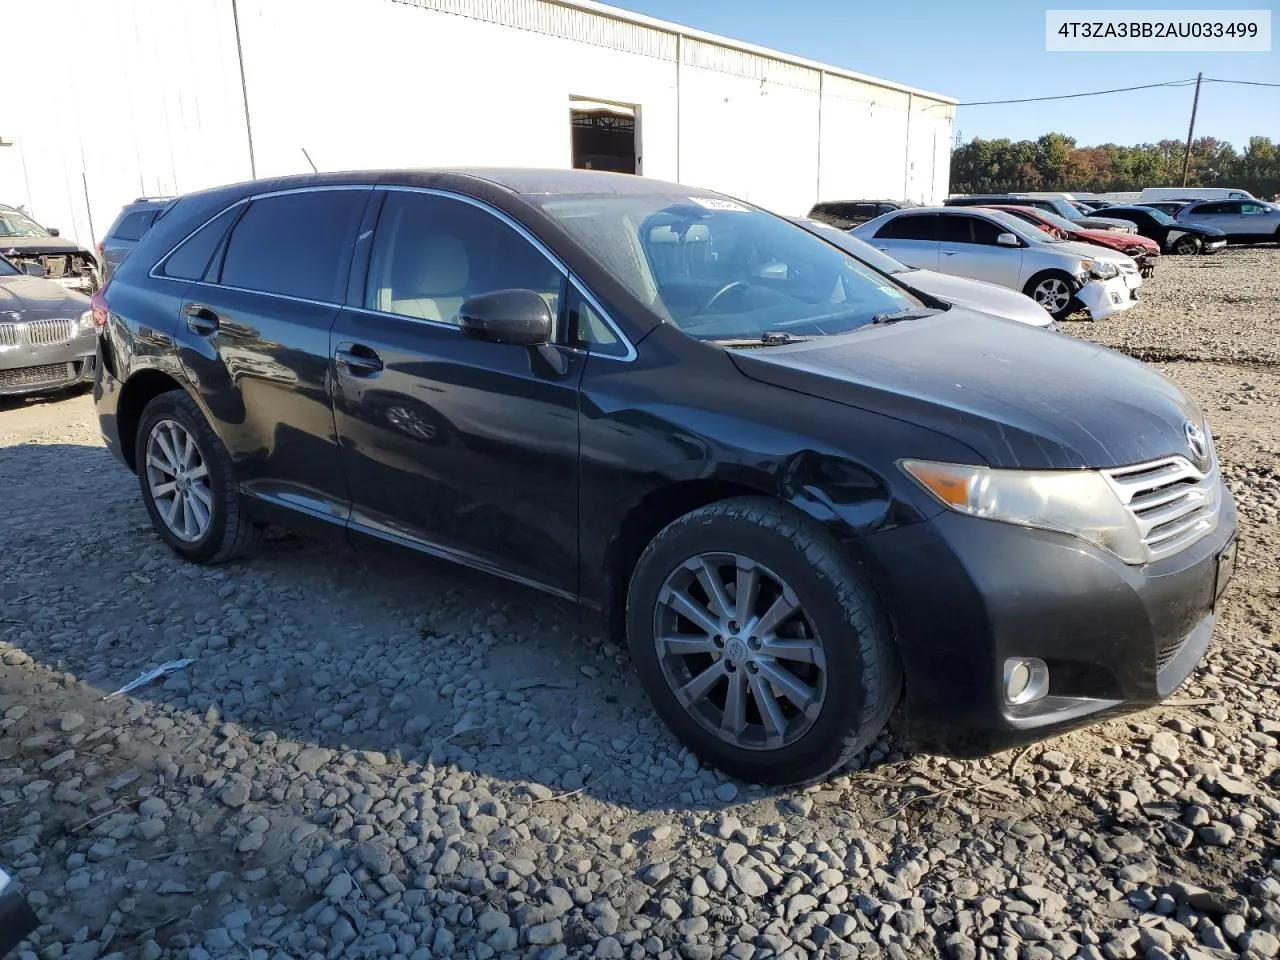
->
870, 308, 941, 326
710, 331, 811, 349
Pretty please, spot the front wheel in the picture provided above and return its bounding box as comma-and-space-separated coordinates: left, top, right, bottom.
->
135, 390, 260, 564
626, 497, 900, 785
1023, 271, 1079, 321
1173, 235, 1201, 255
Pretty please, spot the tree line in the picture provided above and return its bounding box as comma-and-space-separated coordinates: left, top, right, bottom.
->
950, 133, 1280, 198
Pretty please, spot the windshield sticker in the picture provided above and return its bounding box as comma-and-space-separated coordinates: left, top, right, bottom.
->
689, 196, 750, 213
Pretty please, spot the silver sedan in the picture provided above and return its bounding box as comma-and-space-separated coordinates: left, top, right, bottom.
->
0, 255, 95, 397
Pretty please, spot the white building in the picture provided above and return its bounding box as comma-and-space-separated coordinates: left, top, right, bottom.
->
3, 0, 955, 250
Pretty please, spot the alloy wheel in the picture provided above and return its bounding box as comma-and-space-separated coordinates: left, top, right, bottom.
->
145, 418, 213, 542
1032, 278, 1072, 314
1175, 236, 1200, 255
652, 552, 827, 751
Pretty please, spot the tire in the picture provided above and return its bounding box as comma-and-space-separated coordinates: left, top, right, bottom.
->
135, 389, 260, 564
1022, 271, 1079, 321
625, 497, 900, 785
1173, 235, 1201, 255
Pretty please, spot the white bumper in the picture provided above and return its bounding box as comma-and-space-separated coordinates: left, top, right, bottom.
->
1077, 276, 1137, 321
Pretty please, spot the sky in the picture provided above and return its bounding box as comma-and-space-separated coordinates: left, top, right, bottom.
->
613, 0, 1279, 149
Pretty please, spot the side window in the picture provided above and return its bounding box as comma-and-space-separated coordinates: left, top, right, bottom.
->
850, 204, 875, 220
1242, 203, 1267, 215
567, 283, 628, 358
114, 210, 158, 242
876, 214, 936, 241
161, 206, 241, 280
969, 217, 1005, 245
1194, 202, 1225, 215
937, 216, 973, 244
365, 191, 564, 328
218, 190, 367, 301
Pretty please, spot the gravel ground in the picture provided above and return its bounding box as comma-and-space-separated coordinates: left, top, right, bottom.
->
2, 246, 1279, 960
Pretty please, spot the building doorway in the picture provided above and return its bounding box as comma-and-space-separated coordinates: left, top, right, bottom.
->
570, 99, 638, 174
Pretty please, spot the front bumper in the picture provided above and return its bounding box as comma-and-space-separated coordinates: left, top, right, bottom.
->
1077, 275, 1138, 321
0, 327, 96, 396
859, 488, 1238, 757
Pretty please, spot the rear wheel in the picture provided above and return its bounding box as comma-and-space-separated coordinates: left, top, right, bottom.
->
1023, 271, 1078, 321
1173, 235, 1201, 255
626, 497, 900, 785
135, 390, 260, 564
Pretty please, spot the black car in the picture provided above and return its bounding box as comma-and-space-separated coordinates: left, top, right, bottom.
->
808, 200, 917, 230
94, 170, 1237, 784
0, 254, 95, 397
1094, 205, 1228, 255
0, 204, 101, 294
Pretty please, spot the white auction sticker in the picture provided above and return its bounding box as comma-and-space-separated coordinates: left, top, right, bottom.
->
689, 196, 749, 212
1046, 10, 1271, 51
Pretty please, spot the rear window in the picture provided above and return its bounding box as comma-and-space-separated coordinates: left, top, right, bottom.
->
113, 209, 159, 242
217, 190, 367, 302
161, 206, 241, 281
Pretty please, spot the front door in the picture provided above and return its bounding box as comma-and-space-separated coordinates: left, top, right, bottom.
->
936, 214, 1022, 288
330, 188, 583, 597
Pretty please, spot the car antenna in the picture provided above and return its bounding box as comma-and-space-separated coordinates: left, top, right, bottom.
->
301, 147, 319, 173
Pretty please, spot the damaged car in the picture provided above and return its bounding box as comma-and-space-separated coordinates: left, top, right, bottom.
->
0, 253, 95, 397
0, 203, 102, 295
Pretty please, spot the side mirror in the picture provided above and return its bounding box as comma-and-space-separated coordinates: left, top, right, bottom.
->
458, 289, 552, 347
46, 227, 60, 237
996, 232, 1020, 247
21, 261, 46, 278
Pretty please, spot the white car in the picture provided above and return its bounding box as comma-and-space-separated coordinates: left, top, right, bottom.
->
852, 207, 1140, 322
791, 218, 1056, 329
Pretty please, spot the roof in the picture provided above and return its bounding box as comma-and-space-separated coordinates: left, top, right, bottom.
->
554, 0, 956, 105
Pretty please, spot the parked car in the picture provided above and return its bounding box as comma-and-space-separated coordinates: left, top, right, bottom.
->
1174, 199, 1280, 243
981, 204, 1161, 278
1139, 186, 1257, 203
0, 253, 95, 397
1095, 205, 1228, 255
852, 206, 1139, 320
790, 217, 1056, 328
95, 169, 1236, 784
99, 197, 174, 281
0, 866, 39, 958
807, 200, 918, 230
0, 204, 101, 294
944, 195, 1138, 233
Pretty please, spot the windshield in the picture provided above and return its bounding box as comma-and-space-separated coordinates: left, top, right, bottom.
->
981, 208, 1057, 243
1048, 199, 1086, 220
1029, 209, 1083, 234
0, 208, 51, 239
537, 193, 929, 340
0, 256, 17, 277
794, 220, 912, 274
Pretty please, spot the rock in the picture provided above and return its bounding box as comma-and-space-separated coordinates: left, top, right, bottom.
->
219, 779, 251, 808
134, 818, 166, 842
527, 920, 563, 945
730, 864, 769, 897
715, 783, 739, 803
138, 797, 168, 818
1197, 823, 1235, 847
1148, 732, 1180, 761
294, 747, 330, 774
1241, 931, 1280, 958
58, 711, 86, 732
639, 861, 671, 885
356, 841, 393, 875
323, 874, 353, 899
1039, 751, 1072, 771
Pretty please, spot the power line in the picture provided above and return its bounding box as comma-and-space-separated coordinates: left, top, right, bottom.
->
955, 78, 1197, 106
1203, 77, 1280, 88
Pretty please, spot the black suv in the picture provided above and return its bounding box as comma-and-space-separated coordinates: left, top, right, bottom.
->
94, 170, 1236, 784
807, 200, 918, 230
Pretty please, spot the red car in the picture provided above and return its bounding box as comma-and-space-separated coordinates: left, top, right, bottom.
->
981, 204, 1160, 278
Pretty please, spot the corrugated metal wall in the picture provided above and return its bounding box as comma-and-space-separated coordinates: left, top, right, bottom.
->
2, 0, 953, 250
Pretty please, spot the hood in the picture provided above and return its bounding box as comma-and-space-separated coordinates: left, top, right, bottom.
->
899, 270, 1051, 327
1074, 228, 1157, 252
0, 274, 91, 319
1174, 221, 1227, 238
1076, 216, 1138, 232
728, 310, 1204, 470
1, 236, 96, 259
1051, 239, 1134, 268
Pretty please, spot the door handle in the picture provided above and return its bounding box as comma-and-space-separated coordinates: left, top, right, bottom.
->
941, 249, 959, 256
183, 303, 221, 335
335, 342, 383, 376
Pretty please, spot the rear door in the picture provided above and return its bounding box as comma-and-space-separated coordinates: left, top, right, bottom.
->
936, 214, 1021, 287
1237, 202, 1279, 237
869, 213, 940, 270
174, 187, 371, 523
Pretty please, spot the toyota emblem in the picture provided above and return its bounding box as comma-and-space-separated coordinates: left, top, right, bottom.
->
1184, 420, 1208, 461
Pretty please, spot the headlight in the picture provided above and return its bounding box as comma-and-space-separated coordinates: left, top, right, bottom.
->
1089, 261, 1118, 279
900, 460, 1146, 564
78, 309, 95, 330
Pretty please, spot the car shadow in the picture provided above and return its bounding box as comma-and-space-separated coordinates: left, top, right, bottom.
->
0, 440, 900, 822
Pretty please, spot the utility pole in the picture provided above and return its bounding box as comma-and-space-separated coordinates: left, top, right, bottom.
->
1180, 72, 1202, 187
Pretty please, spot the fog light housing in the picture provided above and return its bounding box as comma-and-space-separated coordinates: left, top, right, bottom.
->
1004, 657, 1049, 705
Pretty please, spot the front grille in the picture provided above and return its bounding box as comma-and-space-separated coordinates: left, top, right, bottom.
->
0, 362, 75, 389
0, 323, 18, 348
1104, 455, 1220, 561
1156, 636, 1187, 671
25, 319, 74, 346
